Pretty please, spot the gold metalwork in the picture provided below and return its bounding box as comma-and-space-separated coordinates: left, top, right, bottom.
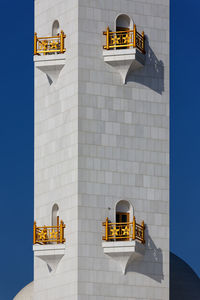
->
110, 226, 120, 236
122, 33, 132, 44
103, 25, 145, 53
132, 216, 136, 240
111, 35, 120, 45
122, 226, 130, 235
34, 31, 66, 56
33, 220, 66, 245
38, 228, 47, 240
102, 217, 145, 243
50, 229, 58, 239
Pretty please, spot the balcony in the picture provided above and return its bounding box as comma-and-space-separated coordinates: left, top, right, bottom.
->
34, 31, 66, 56
103, 24, 146, 84
102, 217, 145, 274
102, 216, 145, 242
33, 31, 66, 84
33, 220, 65, 245
33, 220, 66, 272
103, 25, 145, 53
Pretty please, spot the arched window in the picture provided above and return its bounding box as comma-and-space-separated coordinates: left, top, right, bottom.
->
115, 14, 132, 32
115, 200, 133, 223
52, 204, 59, 226
52, 20, 60, 36
115, 14, 133, 50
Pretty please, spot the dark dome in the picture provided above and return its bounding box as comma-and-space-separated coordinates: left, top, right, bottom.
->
170, 252, 200, 300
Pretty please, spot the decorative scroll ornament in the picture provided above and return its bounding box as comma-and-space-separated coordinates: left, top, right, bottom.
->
50, 40, 59, 50
50, 230, 58, 239
123, 34, 131, 44
122, 226, 130, 236
38, 229, 47, 240
111, 35, 120, 45
38, 40, 48, 52
110, 227, 120, 236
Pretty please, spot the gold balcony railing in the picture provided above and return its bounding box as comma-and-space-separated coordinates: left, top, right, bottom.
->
103, 24, 145, 53
34, 31, 66, 55
33, 220, 66, 245
102, 217, 145, 243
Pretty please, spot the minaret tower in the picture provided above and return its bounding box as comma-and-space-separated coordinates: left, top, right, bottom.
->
32, 0, 169, 299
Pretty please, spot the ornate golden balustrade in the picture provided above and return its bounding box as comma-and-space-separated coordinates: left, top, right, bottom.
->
103, 24, 145, 53
33, 220, 66, 245
34, 31, 66, 55
102, 217, 145, 243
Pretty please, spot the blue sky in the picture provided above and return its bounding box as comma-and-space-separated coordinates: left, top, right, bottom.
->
0, 0, 199, 299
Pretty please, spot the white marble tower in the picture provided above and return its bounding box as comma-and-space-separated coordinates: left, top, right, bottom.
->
32, 0, 169, 299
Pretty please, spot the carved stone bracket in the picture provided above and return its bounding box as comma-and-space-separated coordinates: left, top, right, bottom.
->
33, 244, 65, 273
103, 48, 145, 84
102, 240, 145, 274
34, 54, 66, 85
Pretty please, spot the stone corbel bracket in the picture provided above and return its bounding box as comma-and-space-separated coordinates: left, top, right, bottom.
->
102, 240, 145, 274
34, 54, 66, 85
33, 244, 65, 273
103, 48, 145, 84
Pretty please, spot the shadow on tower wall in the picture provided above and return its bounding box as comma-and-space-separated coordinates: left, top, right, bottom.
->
127, 36, 164, 95
126, 226, 164, 283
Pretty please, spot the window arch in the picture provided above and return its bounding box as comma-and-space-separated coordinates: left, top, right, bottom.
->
115, 14, 133, 31
52, 204, 59, 226
52, 20, 60, 36
115, 200, 133, 223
